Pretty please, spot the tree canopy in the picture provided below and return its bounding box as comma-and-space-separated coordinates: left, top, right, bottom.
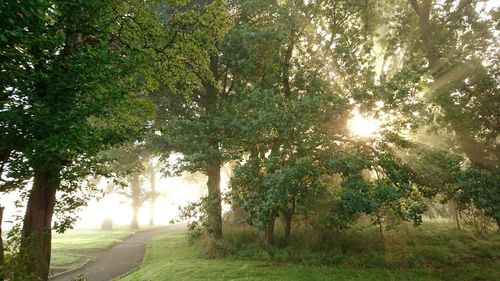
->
0, 1, 498, 280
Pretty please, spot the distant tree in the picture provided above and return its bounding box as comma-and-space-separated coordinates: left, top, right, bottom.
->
106, 144, 161, 229
126, 173, 146, 229
146, 161, 160, 226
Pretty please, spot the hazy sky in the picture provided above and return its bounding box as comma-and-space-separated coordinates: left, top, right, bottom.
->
0, 171, 230, 230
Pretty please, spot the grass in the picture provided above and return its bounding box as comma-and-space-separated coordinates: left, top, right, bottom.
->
118, 232, 439, 281
51, 225, 160, 267
117, 221, 500, 281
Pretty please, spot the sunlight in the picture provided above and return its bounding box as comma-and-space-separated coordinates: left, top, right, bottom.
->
73, 170, 231, 228
75, 176, 201, 227
348, 111, 382, 138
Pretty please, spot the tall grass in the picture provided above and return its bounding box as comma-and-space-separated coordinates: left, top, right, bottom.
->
118, 220, 499, 281
201, 219, 500, 270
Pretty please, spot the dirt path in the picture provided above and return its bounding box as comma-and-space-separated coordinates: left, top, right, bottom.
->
50, 224, 185, 281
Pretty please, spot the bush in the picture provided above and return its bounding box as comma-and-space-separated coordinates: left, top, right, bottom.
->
101, 219, 113, 230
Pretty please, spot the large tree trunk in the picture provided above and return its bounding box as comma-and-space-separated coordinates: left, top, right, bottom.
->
20, 166, 60, 281
200, 53, 223, 240
130, 173, 140, 230
0, 205, 4, 281
206, 161, 223, 239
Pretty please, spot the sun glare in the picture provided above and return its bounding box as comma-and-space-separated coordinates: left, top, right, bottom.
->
349, 112, 382, 138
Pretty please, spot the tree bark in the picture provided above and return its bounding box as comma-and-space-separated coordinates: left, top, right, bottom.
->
453, 202, 461, 231
130, 208, 139, 229
20, 166, 60, 281
207, 161, 223, 239
0, 205, 4, 281
200, 52, 223, 240
282, 199, 295, 243
456, 134, 495, 171
130, 173, 140, 230
375, 213, 386, 253
263, 215, 276, 246
282, 27, 295, 98
282, 212, 293, 243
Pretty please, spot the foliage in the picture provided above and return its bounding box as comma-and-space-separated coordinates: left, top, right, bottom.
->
373, 0, 499, 183
0, 225, 32, 280
152, 0, 232, 174
172, 198, 210, 242
1, 0, 498, 277
0, 0, 230, 278
346, 0, 500, 228
0, 0, 229, 231
457, 168, 500, 225
397, 143, 499, 231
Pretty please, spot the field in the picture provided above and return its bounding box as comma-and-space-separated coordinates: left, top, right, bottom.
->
117, 222, 500, 281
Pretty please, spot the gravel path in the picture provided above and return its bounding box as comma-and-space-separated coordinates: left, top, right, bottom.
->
50, 224, 185, 281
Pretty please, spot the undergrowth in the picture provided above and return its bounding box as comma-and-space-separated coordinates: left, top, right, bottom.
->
198, 220, 500, 270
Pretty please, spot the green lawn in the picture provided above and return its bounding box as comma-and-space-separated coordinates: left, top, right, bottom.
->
116, 230, 499, 281
51, 226, 157, 267
2, 227, 135, 267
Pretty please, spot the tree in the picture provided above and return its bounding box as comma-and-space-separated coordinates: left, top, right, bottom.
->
407, 0, 498, 171
364, 0, 499, 227
153, 0, 231, 239
225, 0, 374, 244
457, 168, 500, 231
368, 0, 498, 169
147, 161, 160, 225
0, 2, 153, 278
223, 0, 445, 246
0, 1, 219, 279
106, 145, 159, 229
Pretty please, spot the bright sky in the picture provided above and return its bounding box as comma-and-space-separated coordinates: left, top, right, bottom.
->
0, 171, 231, 230
79, 170, 231, 228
